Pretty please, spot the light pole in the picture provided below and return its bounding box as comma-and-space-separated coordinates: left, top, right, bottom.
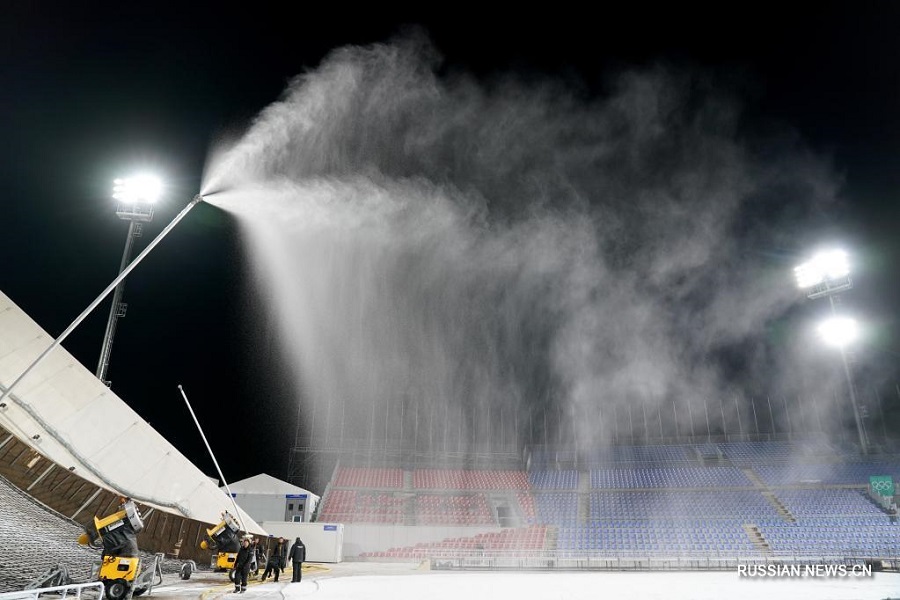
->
794, 250, 868, 454
97, 175, 161, 386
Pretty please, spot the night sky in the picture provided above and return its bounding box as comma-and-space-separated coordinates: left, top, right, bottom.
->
2, 3, 898, 490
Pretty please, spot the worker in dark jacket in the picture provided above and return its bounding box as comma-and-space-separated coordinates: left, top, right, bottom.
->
262, 537, 288, 582
233, 538, 253, 593
288, 537, 306, 582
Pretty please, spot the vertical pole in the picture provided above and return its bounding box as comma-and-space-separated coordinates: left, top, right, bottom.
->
598, 403, 604, 445
750, 397, 760, 436
488, 397, 494, 454
324, 393, 332, 450
525, 406, 531, 448
657, 402, 664, 440
178, 385, 245, 531
399, 392, 404, 456
718, 396, 727, 439
383, 396, 389, 459
557, 402, 563, 449
310, 396, 318, 448
672, 400, 679, 439
627, 402, 634, 444
687, 398, 695, 439
766, 395, 775, 437
369, 402, 376, 461
782, 396, 793, 439
543, 409, 548, 449
642, 396, 649, 442
814, 394, 824, 433
704, 397, 711, 440
829, 295, 867, 453
573, 403, 580, 452
734, 396, 744, 438
514, 406, 519, 451
413, 393, 419, 455
457, 404, 462, 455
613, 404, 620, 443
838, 344, 868, 453
96, 218, 138, 385
499, 404, 505, 453
339, 397, 346, 451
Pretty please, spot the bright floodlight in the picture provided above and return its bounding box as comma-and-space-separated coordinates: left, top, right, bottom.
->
794, 249, 850, 288
112, 174, 162, 203
817, 316, 859, 347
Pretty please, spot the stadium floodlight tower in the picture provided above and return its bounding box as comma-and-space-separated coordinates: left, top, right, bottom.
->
0, 190, 202, 411
794, 249, 868, 454
97, 175, 162, 386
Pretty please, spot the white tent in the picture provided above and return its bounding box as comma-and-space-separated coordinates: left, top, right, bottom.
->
229, 473, 315, 497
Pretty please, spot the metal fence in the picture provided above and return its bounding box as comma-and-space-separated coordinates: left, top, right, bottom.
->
0, 582, 104, 600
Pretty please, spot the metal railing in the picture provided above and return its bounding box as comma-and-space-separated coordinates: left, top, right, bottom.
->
0, 581, 104, 600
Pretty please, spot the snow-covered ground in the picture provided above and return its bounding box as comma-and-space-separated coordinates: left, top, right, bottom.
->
151, 563, 898, 600
274, 569, 899, 600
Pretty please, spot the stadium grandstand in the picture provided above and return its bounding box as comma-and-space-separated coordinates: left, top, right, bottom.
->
287, 352, 899, 571
311, 439, 899, 569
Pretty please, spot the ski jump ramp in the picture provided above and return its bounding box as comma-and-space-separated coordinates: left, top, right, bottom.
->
0, 290, 263, 553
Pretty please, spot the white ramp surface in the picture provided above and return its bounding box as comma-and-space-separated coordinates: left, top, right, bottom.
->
0, 290, 262, 531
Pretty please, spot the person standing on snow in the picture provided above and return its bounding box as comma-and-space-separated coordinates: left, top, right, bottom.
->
288, 537, 306, 582
262, 536, 288, 582
233, 538, 253, 593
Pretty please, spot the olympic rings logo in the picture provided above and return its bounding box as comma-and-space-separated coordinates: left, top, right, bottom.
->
870, 479, 894, 492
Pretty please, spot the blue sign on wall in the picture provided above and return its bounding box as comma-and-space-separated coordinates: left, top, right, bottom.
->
323, 525, 337, 531
285, 494, 308, 499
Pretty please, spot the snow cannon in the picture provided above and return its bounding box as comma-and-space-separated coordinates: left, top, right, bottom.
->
78, 497, 144, 600
201, 511, 242, 579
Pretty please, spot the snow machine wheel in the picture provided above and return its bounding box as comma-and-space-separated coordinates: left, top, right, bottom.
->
104, 579, 130, 600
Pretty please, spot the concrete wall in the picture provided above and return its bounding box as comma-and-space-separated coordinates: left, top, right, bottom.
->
341, 524, 503, 557
259, 521, 505, 561
260, 521, 344, 563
